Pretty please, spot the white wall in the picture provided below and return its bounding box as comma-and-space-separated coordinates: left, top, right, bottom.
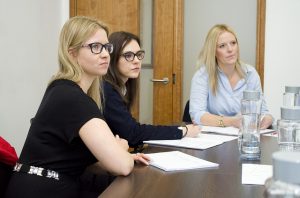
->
264, 0, 300, 120
183, 0, 257, 109
0, 0, 69, 154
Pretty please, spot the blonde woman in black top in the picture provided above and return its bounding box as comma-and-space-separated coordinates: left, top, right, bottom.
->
5, 16, 149, 198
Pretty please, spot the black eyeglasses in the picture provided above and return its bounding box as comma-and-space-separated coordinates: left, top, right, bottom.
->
81, 42, 113, 54
121, 50, 145, 62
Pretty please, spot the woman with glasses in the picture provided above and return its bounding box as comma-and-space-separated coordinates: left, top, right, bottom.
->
189, 24, 273, 129
5, 17, 149, 198
103, 31, 201, 148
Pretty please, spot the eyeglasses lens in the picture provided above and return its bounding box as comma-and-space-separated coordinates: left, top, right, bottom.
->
90, 43, 113, 54
123, 51, 145, 61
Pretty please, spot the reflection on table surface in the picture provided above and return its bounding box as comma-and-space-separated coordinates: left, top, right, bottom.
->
99, 136, 279, 198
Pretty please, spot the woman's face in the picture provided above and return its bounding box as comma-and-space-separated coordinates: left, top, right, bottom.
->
76, 28, 110, 78
215, 31, 238, 68
117, 40, 144, 83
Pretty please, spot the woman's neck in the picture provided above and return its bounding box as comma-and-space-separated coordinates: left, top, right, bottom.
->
219, 63, 241, 89
78, 75, 95, 93
121, 76, 128, 84
219, 64, 236, 79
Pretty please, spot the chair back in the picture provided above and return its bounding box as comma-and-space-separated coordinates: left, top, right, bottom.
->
0, 136, 18, 197
182, 100, 192, 123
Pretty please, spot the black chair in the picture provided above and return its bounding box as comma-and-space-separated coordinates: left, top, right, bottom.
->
182, 100, 192, 123
0, 137, 18, 197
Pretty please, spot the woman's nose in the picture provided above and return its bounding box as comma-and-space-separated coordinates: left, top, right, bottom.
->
227, 44, 233, 51
100, 48, 110, 57
132, 55, 140, 63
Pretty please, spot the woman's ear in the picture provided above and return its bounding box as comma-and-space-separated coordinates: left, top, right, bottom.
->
68, 48, 78, 61
68, 48, 78, 63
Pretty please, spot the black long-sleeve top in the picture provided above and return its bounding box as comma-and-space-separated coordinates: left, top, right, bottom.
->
103, 81, 183, 147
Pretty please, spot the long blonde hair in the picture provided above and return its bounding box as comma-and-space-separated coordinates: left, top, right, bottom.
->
197, 24, 245, 95
50, 16, 108, 110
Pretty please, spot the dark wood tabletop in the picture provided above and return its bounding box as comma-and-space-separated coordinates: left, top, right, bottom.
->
99, 136, 279, 198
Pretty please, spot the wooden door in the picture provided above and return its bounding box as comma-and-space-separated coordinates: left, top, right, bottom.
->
152, 0, 183, 125
70, 0, 139, 36
70, 0, 183, 125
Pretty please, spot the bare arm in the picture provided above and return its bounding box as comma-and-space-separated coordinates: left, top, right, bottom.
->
260, 114, 273, 129
79, 118, 134, 176
200, 112, 242, 128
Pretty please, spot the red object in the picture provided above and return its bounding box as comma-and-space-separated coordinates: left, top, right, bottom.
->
0, 137, 18, 166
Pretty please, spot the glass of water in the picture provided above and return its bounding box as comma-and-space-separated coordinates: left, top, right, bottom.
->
277, 107, 300, 151
240, 90, 262, 160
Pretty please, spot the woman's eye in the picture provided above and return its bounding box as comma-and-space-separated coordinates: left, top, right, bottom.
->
125, 53, 133, 59
137, 52, 145, 59
92, 44, 101, 50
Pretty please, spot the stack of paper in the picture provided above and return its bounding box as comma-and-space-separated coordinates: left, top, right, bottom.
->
202, 126, 275, 136
147, 151, 219, 171
144, 134, 237, 150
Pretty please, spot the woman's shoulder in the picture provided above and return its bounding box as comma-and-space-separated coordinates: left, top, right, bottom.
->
241, 63, 257, 73
103, 80, 113, 90
48, 79, 83, 97
103, 81, 121, 97
241, 63, 260, 78
192, 66, 209, 80
103, 81, 119, 93
49, 79, 78, 89
45, 79, 98, 110
194, 66, 208, 75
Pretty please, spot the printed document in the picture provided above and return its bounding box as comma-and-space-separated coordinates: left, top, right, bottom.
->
147, 151, 219, 171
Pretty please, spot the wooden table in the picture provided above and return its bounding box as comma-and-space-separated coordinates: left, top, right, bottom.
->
99, 136, 279, 198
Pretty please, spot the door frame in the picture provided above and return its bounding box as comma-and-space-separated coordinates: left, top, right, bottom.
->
256, 0, 266, 89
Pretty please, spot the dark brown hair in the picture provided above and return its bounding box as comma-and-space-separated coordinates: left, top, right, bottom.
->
104, 31, 141, 109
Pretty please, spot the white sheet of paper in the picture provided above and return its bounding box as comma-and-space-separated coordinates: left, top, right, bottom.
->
202, 126, 275, 136
144, 137, 223, 150
144, 133, 237, 150
147, 151, 219, 171
197, 133, 237, 142
242, 164, 273, 185
202, 126, 239, 135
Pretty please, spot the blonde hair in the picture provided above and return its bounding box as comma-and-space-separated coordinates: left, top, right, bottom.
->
50, 16, 108, 110
197, 24, 245, 95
